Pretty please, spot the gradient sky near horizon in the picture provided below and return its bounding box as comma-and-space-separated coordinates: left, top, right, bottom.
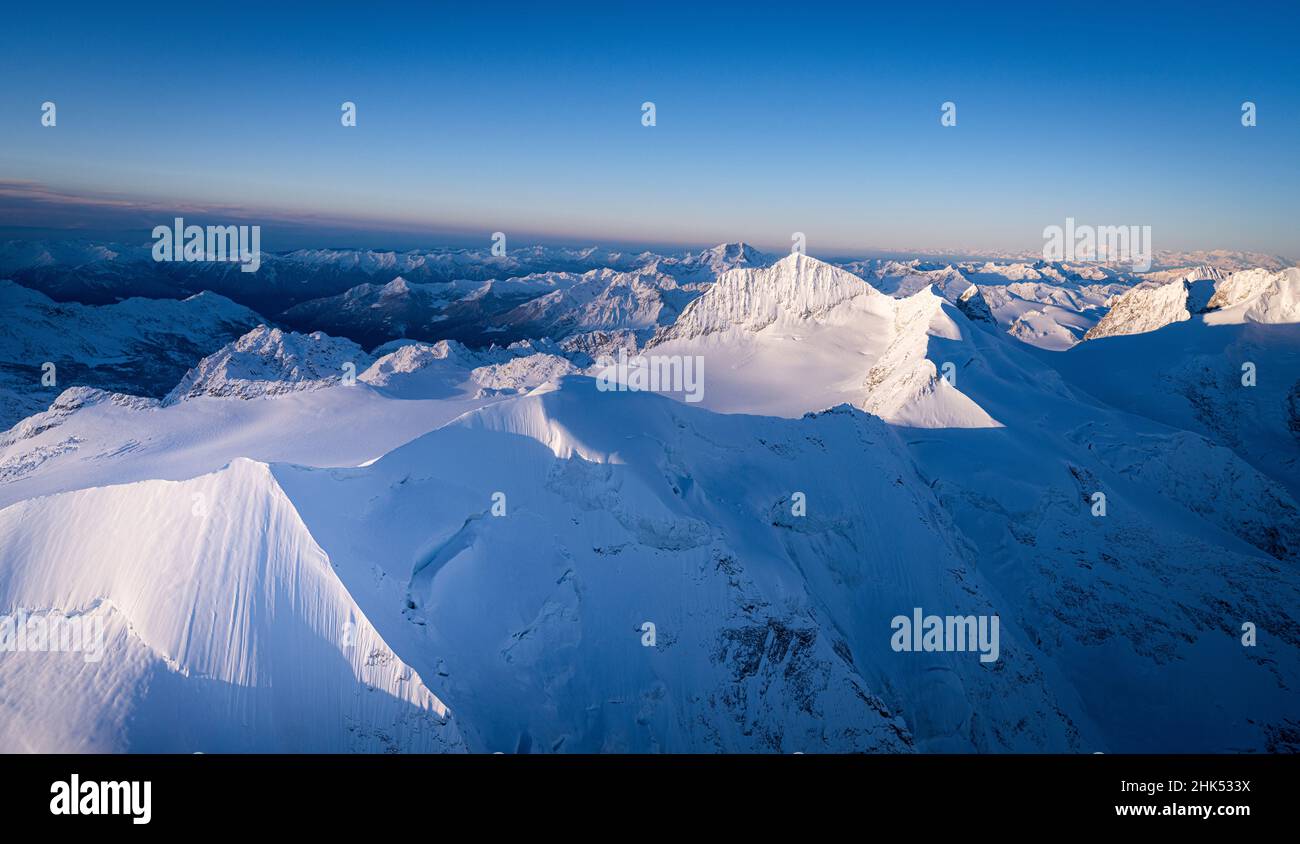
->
1, 0, 1298, 255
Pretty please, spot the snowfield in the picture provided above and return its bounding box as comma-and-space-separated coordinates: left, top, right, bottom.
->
0, 243, 1297, 753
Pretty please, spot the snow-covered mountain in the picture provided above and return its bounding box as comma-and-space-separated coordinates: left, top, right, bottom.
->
0, 240, 771, 342
0, 280, 265, 429
0, 241, 650, 313
1205, 267, 1300, 324
648, 254, 1000, 426
1083, 277, 1215, 340
277, 276, 465, 349
835, 259, 1136, 351
493, 267, 706, 339
164, 325, 370, 403
7, 235, 1284, 355
277, 273, 580, 349
643, 241, 777, 282
274, 245, 773, 349
1085, 266, 1299, 340
1, 240, 1298, 754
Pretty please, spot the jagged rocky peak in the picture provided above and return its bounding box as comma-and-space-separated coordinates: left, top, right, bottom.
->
1084, 277, 1205, 340
1086, 266, 1300, 340
164, 325, 371, 403
1206, 267, 1300, 316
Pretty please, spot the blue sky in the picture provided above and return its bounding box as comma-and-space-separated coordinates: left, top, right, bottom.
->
0, 0, 1297, 255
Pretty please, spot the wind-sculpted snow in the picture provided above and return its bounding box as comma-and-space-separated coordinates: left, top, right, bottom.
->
0, 371, 508, 511
0, 458, 464, 752
0, 328, 597, 509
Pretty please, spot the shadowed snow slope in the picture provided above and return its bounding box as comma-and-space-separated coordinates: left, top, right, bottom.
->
1047, 319, 1300, 499
2, 371, 1298, 751
272, 378, 1092, 753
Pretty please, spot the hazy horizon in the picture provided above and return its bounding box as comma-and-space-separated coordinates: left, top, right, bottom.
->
2, 0, 1298, 257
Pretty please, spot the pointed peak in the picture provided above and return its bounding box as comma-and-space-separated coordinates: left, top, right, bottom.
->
381, 276, 411, 295
655, 251, 881, 342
